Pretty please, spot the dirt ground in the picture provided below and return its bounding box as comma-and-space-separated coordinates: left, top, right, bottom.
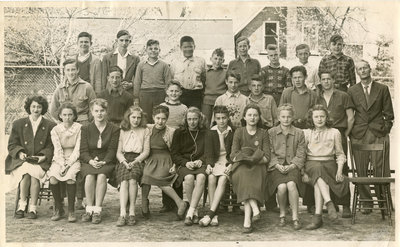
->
5, 184, 395, 243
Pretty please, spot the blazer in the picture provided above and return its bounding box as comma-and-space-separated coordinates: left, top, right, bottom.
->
348, 81, 394, 139
5, 117, 56, 173
205, 129, 234, 166
101, 51, 140, 94
74, 53, 102, 94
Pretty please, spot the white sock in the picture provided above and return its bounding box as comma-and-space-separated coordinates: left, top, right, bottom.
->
28, 204, 37, 213
93, 206, 102, 214
186, 207, 195, 218
86, 206, 94, 214
17, 199, 27, 211
194, 207, 199, 216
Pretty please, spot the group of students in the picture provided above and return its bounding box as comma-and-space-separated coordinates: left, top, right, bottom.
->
5, 29, 394, 234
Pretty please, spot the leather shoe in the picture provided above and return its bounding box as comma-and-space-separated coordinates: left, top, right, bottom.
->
278, 217, 286, 227
184, 216, 193, 226
159, 206, 173, 213
242, 226, 253, 234
27, 211, 37, 219
342, 206, 352, 218
15, 210, 24, 219
293, 219, 302, 230
305, 214, 323, 230
326, 201, 338, 220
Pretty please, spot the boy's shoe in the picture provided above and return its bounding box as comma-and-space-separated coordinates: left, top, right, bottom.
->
51, 209, 62, 221
342, 206, 352, 218
210, 215, 219, 226
127, 215, 136, 226
68, 212, 77, 223
199, 215, 211, 227
293, 219, 302, 230
116, 216, 126, 227
81, 212, 92, 222
15, 210, 24, 219
27, 211, 37, 219
92, 213, 101, 224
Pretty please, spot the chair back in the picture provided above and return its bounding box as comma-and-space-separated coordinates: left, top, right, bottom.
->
348, 137, 386, 178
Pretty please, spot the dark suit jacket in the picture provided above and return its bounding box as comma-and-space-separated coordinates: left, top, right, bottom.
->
348, 81, 394, 139
205, 129, 234, 166
101, 51, 140, 94
5, 117, 56, 173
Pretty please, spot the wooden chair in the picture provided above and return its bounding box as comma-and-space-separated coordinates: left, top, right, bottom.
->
348, 138, 395, 226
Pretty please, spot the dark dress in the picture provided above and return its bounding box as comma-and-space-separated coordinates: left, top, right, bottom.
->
230, 127, 270, 203
79, 122, 120, 178
142, 127, 176, 186
171, 127, 207, 186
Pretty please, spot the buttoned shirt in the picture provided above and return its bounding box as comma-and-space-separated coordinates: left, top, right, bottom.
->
288, 60, 320, 90
248, 93, 277, 128
29, 115, 43, 137
170, 56, 206, 90
227, 56, 261, 95
114, 49, 130, 78
318, 89, 354, 128
268, 125, 306, 170
214, 91, 249, 129
318, 53, 356, 87
260, 65, 292, 94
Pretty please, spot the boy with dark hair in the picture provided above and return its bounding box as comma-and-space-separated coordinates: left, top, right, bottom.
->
318, 34, 356, 92
227, 36, 261, 96
76, 32, 102, 94
134, 39, 172, 122
170, 35, 206, 109
202, 48, 227, 127
261, 44, 291, 105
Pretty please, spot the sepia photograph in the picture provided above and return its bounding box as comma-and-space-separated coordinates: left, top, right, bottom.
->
0, 1, 398, 246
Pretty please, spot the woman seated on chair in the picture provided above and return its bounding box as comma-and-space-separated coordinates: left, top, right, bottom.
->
303, 104, 349, 230
47, 103, 81, 222
171, 107, 207, 226
79, 98, 120, 224
141, 105, 189, 222
266, 103, 306, 230
6, 95, 56, 219
199, 105, 234, 227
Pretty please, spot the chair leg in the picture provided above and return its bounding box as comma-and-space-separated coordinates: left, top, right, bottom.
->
384, 185, 392, 226
378, 185, 385, 220
351, 185, 358, 224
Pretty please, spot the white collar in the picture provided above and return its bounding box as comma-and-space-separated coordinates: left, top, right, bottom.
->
114, 49, 130, 58
211, 125, 232, 135
146, 58, 159, 66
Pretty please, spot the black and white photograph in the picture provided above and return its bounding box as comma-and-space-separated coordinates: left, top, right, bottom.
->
0, 0, 398, 245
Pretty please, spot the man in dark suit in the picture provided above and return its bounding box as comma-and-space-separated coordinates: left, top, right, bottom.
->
101, 30, 140, 94
347, 60, 394, 214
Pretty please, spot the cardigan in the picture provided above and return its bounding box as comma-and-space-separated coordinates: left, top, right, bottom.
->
170, 127, 206, 167
205, 128, 234, 166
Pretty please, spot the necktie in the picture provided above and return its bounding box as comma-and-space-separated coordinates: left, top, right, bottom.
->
364, 85, 370, 106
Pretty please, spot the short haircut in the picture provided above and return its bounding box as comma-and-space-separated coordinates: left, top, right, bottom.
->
89, 98, 108, 111
77, 32, 92, 42
146, 39, 160, 47
318, 70, 335, 80
166, 80, 183, 91
240, 104, 263, 128
211, 105, 233, 128
289, 65, 307, 77
295, 44, 310, 53
267, 44, 278, 51
57, 103, 78, 122
180, 36, 195, 46
226, 71, 241, 82
356, 59, 371, 69
120, 106, 148, 130
306, 104, 333, 129
108, 66, 123, 76
183, 107, 207, 130
330, 34, 343, 43
235, 36, 250, 46
277, 103, 295, 117
24, 95, 48, 115
117, 30, 130, 39
250, 74, 263, 83
212, 48, 224, 58
152, 105, 170, 118
62, 58, 78, 68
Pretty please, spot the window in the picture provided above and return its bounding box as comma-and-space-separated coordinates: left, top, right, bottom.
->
263, 21, 279, 51
301, 21, 319, 53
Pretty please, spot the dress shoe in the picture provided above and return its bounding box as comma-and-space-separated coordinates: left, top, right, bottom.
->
326, 201, 338, 220
27, 211, 37, 219
184, 216, 193, 226
92, 212, 101, 224
305, 214, 323, 230
15, 210, 24, 219
81, 212, 92, 222
293, 219, 302, 230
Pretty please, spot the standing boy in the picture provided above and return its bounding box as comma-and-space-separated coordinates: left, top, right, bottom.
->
202, 48, 227, 127
134, 39, 172, 122
227, 36, 261, 96
289, 44, 320, 91
214, 72, 249, 129
318, 34, 356, 92
102, 30, 140, 94
75, 32, 102, 95
248, 74, 278, 130
98, 66, 133, 126
170, 36, 206, 109
261, 44, 291, 105
317, 70, 354, 218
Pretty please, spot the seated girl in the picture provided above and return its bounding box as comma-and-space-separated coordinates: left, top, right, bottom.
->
79, 98, 120, 224
303, 104, 348, 230
115, 106, 150, 226
230, 104, 270, 233
267, 103, 306, 230
199, 105, 234, 227
171, 107, 207, 226
48, 103, 82, 222
141, 105, 189, 221
6, 95, 56, 219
